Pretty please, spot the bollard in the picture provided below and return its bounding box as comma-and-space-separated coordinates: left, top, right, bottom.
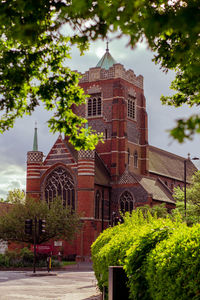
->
108, 266, 129, 300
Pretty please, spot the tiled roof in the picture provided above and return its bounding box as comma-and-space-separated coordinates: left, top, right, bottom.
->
117, 168, 175, 204
149, 146, 197, 182
138, 176, 175, 204
118, 167, 138, 184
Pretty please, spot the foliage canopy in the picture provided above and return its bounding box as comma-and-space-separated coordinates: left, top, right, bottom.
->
173, 170, 200, 224
0, 197, 81, 244
0, 0, 199, 144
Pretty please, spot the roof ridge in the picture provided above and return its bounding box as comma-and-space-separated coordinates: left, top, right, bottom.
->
149, 145, 186, 161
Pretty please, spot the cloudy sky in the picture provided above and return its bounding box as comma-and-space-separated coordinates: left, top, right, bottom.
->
0, 36, 199, 199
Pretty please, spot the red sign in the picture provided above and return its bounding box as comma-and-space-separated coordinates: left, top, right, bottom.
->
31, 244, 53, 254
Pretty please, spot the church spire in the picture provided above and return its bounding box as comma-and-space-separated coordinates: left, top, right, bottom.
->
33, 122, 38, 151
106, 41, 109, 52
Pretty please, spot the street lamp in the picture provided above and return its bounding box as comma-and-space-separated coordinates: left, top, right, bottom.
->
184, 155, 199, 217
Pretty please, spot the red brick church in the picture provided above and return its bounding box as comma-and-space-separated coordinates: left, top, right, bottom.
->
26, 46, 196, 260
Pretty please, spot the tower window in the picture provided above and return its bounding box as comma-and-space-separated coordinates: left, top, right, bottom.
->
120, 191, 134, 213
93, 98, 97, 116
87, 94, 102, 117
127, 96, 136, 120
88, 99, 92, 116
134, 151, 138, 168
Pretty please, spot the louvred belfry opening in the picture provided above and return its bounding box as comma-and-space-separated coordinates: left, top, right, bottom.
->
44, 167, 75, 209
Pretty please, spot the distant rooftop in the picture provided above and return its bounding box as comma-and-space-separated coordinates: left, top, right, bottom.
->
96, 42, 117, 70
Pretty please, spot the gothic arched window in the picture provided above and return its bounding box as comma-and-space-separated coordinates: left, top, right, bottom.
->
95, 190, 101, 219
134, 151, 138, 168
87, 95, 102, 117
44, 167, 75, 209
120, 191, 134, 213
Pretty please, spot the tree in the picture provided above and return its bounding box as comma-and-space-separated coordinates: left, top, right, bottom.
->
0, 0, 199, 143
6, 189, 25, 204
173, 170, 200, 224
0, 197, 82, 244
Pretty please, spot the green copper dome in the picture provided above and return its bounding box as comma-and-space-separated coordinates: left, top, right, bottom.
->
96, 43, 117, 70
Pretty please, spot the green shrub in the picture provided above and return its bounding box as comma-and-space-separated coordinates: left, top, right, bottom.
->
19, 247, 34, 266
124, 218, 177, 300
0, 253, 9, 267
92, 209, 200, 300
146, 223, 200, 300
92, 224, 121, 292
91, 210, 156, 296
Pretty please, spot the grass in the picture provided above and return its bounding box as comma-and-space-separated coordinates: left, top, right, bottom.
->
61, 261, 76, 266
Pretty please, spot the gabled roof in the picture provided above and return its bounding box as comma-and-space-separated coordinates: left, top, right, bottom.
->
118, 168, 175, 204
138, 176, 175, 204
44, 135, 76, 166
96, 46, 117, 70
149, 146, 197, 182
118, 167, 138, 184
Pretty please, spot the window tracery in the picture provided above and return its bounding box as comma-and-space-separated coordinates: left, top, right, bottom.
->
44, 167, 75, 209
119, 191, 134, 213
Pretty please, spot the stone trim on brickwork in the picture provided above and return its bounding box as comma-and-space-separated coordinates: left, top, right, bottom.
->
78, 150, 95, 160
27, 151, 43, 163
79, 64, 143, 89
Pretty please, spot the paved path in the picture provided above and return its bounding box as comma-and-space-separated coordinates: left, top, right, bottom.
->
0, 268, 101, 300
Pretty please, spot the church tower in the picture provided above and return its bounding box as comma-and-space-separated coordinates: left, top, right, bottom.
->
74, 44, 149, 182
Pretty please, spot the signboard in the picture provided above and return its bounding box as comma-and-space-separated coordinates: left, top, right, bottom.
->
31, 244, 53, 254
54, 241, 62, 247
0, 240, 8, 254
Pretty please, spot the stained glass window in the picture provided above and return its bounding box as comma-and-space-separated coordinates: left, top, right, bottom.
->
44, 167, 75, 209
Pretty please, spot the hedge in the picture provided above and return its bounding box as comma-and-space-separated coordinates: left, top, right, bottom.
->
146, 223, 200, 300
91, 209, 200, 300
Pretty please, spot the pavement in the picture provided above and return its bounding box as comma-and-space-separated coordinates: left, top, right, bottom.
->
0, 263, 102, 300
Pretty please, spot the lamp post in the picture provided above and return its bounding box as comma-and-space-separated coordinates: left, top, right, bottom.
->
184, 155, 199, 217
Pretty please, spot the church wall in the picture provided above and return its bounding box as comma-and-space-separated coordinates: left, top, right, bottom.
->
111, 184, 150, 213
